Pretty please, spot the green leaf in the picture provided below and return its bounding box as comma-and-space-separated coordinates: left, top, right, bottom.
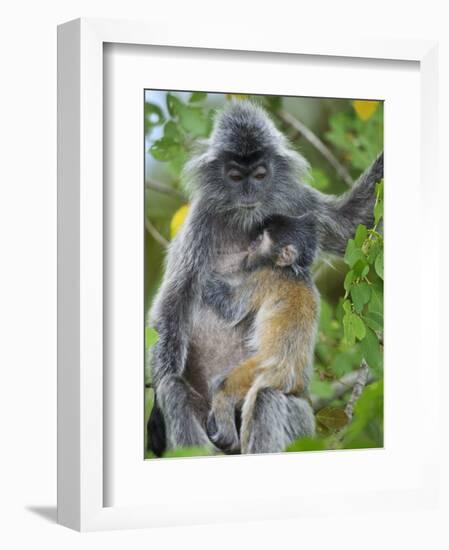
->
361, 327, 382, 372
366, 238, 381, 264
376, 180, 384, 199
343, 313, 355, 345
344, 270, 355, 292
353, 313, 366, 340
344, 239, 365, 268
189, 91, 207, 103
165, 93, 212, 137
352, 258, 369, 278
344, 312, 366, 345
363, 311, 383, 332
316, 407, 349, 431
368, 287, 383, 315
354, 224, 368, 248
350, 282, 371, 313
150, 137, 182, 161
144, 102, 165, 134
374, 201, 383, 225
374, 181, 384, 225
166, 93, 183, 116
163, 120, 183, 142
375, 249, 384, 279
178, 105, 212, 137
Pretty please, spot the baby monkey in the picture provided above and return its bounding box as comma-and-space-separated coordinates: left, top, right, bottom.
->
203, 213, 320, 453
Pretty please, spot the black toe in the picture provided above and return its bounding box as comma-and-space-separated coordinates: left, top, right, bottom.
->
206, 413, 217, 439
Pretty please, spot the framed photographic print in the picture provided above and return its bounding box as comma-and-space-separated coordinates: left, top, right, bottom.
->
57, 18, 440, 531
143, 89, 384, 461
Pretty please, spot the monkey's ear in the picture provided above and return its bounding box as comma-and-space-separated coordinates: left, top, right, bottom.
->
276, 244, 298, 267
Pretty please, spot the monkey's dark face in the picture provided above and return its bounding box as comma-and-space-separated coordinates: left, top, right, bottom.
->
204, 149, 294, 231
190, 102, 309, 233
223, 150, 273, 206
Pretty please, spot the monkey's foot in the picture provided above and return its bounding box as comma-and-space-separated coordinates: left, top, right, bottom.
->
206, 406, 240, 454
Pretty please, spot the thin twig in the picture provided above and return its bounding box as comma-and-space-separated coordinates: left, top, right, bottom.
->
145, 179, 187, 201
344, 361, 370, 421
312, 366, 373, 412
277, 109, 354, 188
145, 218, 169, 248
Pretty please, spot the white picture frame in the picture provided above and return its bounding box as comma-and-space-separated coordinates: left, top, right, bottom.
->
57, 17, 439, 531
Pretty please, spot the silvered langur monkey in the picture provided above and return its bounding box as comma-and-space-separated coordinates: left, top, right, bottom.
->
147, 101, 384, 456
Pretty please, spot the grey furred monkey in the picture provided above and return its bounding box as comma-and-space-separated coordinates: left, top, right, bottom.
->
147, 101, 384, 456
203, 213, 319, 454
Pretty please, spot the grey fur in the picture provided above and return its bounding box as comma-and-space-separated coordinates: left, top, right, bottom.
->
149, 101, 383, 454
246, 390, 315, 454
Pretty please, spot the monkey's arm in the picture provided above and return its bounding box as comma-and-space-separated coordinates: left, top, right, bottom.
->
149, 211, 214, 449
312, 152, 383, 255
202, 274, 251, 326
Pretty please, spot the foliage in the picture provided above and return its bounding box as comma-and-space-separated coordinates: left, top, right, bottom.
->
326, 101, 383, 173
144, 91, 384, 457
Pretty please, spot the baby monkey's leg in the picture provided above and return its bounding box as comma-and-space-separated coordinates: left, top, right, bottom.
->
207, 357, 260, 453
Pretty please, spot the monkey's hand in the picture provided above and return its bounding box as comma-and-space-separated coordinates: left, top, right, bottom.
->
202, 273, 249, 326
202, 273, 231, 309
206, 390, 241, 454
207, 359, 258, 452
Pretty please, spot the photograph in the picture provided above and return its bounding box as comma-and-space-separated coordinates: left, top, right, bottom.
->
143, 91, 384, 459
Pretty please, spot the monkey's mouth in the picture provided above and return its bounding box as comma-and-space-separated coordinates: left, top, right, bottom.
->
238, 202, 260, 209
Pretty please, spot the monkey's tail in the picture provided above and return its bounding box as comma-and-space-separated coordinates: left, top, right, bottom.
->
239, 371, 282, 453
239, 360, 305, 453
239, 382, 261, 454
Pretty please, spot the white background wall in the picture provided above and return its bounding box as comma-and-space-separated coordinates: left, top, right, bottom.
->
0, 1, 448, 548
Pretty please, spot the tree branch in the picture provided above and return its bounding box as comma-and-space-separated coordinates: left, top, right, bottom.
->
344, 361, 370, 421
145, 179, 187, 201
277, 109, 354, 188
312, 365, 373, 412
145, 218, 169, 248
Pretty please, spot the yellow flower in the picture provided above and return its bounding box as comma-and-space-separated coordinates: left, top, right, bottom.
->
352, 100, 380, 121
170, 204, 190, 238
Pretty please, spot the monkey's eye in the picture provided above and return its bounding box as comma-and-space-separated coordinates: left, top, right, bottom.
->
253, 166, 267, 181
227, 169, 244, 182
